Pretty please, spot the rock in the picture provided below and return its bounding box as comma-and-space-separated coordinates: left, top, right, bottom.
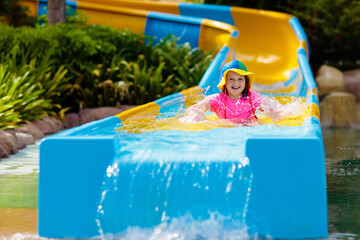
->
48, 116, 65, 131
343, 69, 360, 102
15, 132, 35, 145
320, 92, 357, 128
0, 129, 19, 155
32, 119, 55, 135
79, 106, 134, 125
64, 113, 80, 128
0, 144, 8, 159
5, 130, 26, 150
42, 117, 62, 132
316, 65, 344, 96
13, 122, 44, 140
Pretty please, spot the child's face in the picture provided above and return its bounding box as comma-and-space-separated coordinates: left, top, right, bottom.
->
225, 71, 246, 99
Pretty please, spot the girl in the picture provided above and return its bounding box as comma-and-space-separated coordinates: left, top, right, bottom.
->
180, 60, 283, 124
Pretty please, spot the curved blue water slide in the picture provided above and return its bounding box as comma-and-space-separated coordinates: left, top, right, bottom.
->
290, 17, 311, 57
38, 1, 328, 239
179, 3, 235, 25
145, 11, 202, 47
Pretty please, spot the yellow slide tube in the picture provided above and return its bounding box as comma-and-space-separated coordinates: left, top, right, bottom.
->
74, 0, 302, 87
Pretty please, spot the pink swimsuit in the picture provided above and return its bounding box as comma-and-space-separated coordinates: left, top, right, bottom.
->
208, 91, 262, 123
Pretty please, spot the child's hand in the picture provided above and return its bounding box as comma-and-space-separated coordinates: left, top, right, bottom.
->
261, 97, 284, 122
178, 107, 206, 123
269, 107, 283, 122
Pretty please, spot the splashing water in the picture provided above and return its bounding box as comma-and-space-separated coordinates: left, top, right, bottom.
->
97, 212, 252, 240
118, 95, 308, 134
0, 233, 49, 240
96, 129, 254, 239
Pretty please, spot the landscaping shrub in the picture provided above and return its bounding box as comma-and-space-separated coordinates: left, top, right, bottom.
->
0, 12, 214, 115
0, 58, 69, 130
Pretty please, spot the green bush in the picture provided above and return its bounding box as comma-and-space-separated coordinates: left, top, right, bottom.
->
0, 59, 69, 130
288, 0, 360, 71
205, 0, 360, 71
74, 35, 214, 107
0, 17, 214, 111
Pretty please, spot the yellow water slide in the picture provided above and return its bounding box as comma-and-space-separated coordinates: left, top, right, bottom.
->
75, 0, 307, 93
21, 0, 307, 94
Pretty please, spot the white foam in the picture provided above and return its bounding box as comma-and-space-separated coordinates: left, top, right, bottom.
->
0, 233, 47, 240
97, 212, 251, 240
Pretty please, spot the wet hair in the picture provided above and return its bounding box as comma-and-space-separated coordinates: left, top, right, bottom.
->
222, 75, 250, 99
241, 75, 250, 98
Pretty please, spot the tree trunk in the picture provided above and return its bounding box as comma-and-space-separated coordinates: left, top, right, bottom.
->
48, 0, 66, 25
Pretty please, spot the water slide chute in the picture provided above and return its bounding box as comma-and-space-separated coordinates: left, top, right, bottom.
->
20, 0, 327, 238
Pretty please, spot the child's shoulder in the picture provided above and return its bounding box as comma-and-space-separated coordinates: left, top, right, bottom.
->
206, 93, 225, 106
207, 92, 225, 100
250, 90, 262, 98
250, 90, 262, 106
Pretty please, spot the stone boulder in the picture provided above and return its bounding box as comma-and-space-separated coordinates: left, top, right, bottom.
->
32, 119, 53, 135
316, 65, 344, 96
5, 130, 26, 150
0, 129, 19, 155
320, 92, 357, 128
15, 132, 35, 146
64, 113, 80, 128
13, 122, 44, 140
43, 117, 62, 132
32, 117, 63, 135
343, 69, 360, 102
0, 144, 8, 159
79, 106, 134, 125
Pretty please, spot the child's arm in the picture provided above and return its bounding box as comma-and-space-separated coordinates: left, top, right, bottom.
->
188, 98, 211, 112
179, 98, 211, 123
260, 96, 284, 122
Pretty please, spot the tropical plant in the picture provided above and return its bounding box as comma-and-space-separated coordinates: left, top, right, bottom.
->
288, 0, 360, 70
140, 35, 215, 93
0, 65, 23, 129
0, 57, 70, 130
0, 14, 215, 112
73, 35, 215, 107
0, 64, 51, 129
